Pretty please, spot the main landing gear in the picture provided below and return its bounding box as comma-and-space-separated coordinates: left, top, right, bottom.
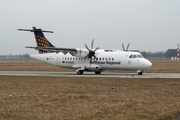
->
76, 70, 84, 75
76, 70, 101, 75
95, 71, 101, 74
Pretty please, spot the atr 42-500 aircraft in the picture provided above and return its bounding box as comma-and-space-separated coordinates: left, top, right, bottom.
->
18, 27, 152, 75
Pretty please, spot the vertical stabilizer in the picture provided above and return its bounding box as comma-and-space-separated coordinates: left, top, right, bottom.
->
18, 26, 54, 54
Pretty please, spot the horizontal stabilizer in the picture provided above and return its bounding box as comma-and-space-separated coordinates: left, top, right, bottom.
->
17, 28, 53, 33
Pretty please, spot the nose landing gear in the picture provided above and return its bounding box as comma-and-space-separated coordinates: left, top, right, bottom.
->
137, 70, 144, 75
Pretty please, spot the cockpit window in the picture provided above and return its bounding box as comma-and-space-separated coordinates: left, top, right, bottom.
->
137, 55, 144, 58
129, 55, 133, 58
133, 55, 137, 58
130, 54, 144, 58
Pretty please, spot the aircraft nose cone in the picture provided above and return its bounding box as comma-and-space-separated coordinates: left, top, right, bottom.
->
146, 60, 152, 68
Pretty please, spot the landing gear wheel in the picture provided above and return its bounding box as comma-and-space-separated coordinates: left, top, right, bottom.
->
95, 71, 101, 74
138, 71, 143, 75
77, 70, 84, 75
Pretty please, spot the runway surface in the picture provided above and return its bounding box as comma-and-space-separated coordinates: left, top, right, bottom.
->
0, 71, 180, 78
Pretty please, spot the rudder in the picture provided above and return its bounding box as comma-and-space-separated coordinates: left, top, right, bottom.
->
18, 26, 54, 54
32, 27, 54, 54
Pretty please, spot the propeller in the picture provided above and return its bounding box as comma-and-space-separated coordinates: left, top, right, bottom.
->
85, 39, 100, 64
122, 42, 130, 51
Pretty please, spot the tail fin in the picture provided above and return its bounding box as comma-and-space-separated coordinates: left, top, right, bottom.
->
18, 26, 55, 54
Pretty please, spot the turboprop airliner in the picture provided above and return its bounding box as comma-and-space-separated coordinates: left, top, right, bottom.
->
18, 27, 152, 75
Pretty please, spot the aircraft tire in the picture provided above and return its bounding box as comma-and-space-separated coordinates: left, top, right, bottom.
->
95, 71, 101, 74
138, 71, 143, 75
77, 70, 83, 75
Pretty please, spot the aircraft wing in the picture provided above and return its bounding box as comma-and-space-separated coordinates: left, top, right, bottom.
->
25, 46, 77, 55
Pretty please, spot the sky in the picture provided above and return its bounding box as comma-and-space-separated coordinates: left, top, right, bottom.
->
0, 0, 180, 55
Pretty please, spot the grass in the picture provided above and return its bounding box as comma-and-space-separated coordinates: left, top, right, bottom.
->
0, 58, 180, 119
0, 76, 180, 120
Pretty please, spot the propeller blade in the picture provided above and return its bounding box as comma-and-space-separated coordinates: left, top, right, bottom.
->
85, 39, 99, 65
89, 57, 92, 64
93, 55, 98, 60
91, 39, 94, 50
126, 42, 130, 51
85, 43, 91, 51
94, 47, 100, 52
122, 42, 125, 51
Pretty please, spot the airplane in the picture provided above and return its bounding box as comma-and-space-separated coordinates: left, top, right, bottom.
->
18, 27, 152, 75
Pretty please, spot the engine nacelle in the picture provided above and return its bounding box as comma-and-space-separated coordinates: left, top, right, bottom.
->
69, 48, 89, 57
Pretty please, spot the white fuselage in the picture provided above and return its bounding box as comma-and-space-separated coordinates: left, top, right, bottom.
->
30, 49, 152, 72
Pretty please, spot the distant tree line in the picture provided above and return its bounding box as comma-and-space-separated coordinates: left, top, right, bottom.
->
141, 49, 178, 58
141, 51, 165, 58
0, 49, 178, 59
0, 54, 30, 58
